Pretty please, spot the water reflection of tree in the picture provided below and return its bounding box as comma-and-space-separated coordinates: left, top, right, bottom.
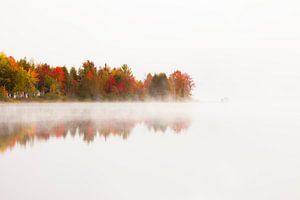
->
145, 118, 190, 134
0, 118, 190, 152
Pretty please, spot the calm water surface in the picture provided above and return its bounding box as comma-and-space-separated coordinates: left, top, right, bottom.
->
0, 102, 299, 200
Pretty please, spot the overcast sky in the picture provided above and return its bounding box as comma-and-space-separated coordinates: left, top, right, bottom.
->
1, 0, 299, 102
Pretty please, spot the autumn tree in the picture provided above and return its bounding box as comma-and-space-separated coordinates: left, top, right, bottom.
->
169, 70, 194, 99
69, 67, 79, 95
100, 64, 139, 100
17, 57, 35, 71
148, 73, 170, 99
17, 57, 39, 96
0, 53, 38, 98
77, 60, 99, 99
36, 64, 52, 95
98, 64, 110, 98
0, 53, 16, 95
26, 68, 39, 96
143, 73, 153, 98
62, 66, 71, 95
51, 66, 65, 94
120, 64, 137, 98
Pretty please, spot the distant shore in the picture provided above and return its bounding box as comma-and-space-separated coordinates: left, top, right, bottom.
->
0, 97, 195, 103
0, 53, 195, 102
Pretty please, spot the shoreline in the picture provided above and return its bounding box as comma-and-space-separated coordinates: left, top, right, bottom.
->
0, 98, 197, 104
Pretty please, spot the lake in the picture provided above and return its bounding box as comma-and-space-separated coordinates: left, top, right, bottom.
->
0, 102, 299, 200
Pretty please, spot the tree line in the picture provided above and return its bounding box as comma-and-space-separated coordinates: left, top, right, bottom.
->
0, 52, 194, 101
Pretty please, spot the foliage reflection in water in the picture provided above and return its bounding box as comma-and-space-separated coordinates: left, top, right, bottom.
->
0, 117, 190, 153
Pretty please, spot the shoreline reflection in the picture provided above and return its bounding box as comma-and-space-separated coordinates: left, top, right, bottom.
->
0, 117, 190, 153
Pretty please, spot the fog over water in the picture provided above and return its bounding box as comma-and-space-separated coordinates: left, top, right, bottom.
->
0, 102, 193, 124
0, 102, 299, 200
0, 103, 192, 147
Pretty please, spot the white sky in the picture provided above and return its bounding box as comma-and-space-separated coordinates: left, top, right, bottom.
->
1, 0, 299, 101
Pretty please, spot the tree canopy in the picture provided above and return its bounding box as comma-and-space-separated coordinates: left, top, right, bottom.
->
0, 53, 194, 101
